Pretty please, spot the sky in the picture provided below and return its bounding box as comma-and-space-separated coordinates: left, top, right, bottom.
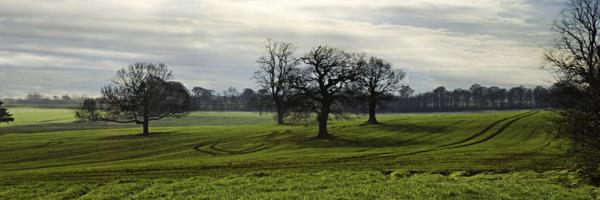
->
0, 0, 567, 98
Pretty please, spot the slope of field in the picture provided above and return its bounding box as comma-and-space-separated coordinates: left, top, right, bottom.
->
0, 108, 597, 199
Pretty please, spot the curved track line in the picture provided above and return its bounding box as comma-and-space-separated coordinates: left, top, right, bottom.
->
439, 111, 535, 148
404, 111, 539, 155
194, 142, 271, 156
210, 143, 237, 154
194, 145, 220, 156
450, 111, 539, 148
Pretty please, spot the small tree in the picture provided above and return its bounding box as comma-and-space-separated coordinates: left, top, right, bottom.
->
75, 98, 101, 121
291, 46, 358, 138
0, 102, 14, 123
255, 39, 299, 124
77, 63, 191, 136
356, 56, 406, 124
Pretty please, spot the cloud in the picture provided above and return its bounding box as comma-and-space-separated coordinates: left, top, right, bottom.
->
0, 0, 567, 98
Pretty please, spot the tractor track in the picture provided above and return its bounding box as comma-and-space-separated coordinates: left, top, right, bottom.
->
403, 111, 539, 155
194, 142, 271, 156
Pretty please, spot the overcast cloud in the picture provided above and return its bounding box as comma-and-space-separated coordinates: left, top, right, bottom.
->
0, 0, 566, 98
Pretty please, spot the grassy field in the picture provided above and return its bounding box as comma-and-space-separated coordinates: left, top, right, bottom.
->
0, 108, 598, 199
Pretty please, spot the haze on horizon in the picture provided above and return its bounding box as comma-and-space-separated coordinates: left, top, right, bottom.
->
0, 0, 566, 98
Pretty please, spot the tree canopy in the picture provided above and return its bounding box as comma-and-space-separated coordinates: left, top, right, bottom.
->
76, 62, 191, 136
291, 46, 359, 138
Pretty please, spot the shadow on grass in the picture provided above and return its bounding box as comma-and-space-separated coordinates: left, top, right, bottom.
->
361, 120, 463, 135
98, 131, 177, 140
297, 134, 430, 148
0, 121, 133, 134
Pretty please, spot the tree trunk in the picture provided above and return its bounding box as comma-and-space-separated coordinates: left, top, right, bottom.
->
274, 97, 285, 124
367, 97, 378, 124
317, 111, 329, 138
317, 100, 331, 139
276, 111, 285, 124
142, 116, 149, 136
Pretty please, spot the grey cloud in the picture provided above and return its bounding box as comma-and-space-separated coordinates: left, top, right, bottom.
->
0, 0, 568, 98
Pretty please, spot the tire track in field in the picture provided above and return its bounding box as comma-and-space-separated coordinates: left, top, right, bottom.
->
438, 111, 535, 148
448, 111, 539, 149
193, 130, 301, 156
194, 142, 271, 156
403, 111, 538, 155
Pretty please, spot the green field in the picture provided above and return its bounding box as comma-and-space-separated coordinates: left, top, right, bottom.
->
0, 108, 598, 199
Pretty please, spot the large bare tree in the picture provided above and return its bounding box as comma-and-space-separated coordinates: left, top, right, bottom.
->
255, 39, 300, 124
545, 0, 600, 181
291, 46, 358, 138
356, 55, 406, 124
77, 63, 191, 136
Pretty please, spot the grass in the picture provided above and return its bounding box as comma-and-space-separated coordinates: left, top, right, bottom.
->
0, 108, 597, 199
0, 107, 75, 126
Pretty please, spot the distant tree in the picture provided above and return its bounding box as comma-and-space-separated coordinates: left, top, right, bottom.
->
239, 88, 258, 111
26, 93, 43, 101
78, 63, 191, 136
222, 87, 239, 110
398, 85, 414, 99
61, 95, 72, 102
398, 85, 414, 111
291, 46, 358, 138
533, 86, 550, 108
507, 86, 526, 108
0, 102, 14, 123
356, 56, 406, 124
487, 86, 502, 108
75, 98, 101, 121
254, 39, 299, 124
191, 87, 214, 111
252, 88, 273, 115
433, 86, 447, 111
469, 84, 483, 109
545, 0, 600, 182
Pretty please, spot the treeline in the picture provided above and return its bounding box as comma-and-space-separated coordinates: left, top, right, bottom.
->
380, 84, 552, 112
189, 87, 268, 112
185, 84, 552, 113
3, 93, 89, 107
3, 85, 552, 113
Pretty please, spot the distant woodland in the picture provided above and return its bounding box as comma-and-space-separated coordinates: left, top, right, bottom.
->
3, 83, 552, 113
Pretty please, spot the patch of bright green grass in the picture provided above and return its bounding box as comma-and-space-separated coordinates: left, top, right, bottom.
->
0, 107, 75, 126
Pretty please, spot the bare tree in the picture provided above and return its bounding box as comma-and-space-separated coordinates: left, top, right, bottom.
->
291, 46, 358, 138
255, 39, 299, 124
356, 55, 406, 124
78, 63, 191, 136
545, 0, 600, 182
